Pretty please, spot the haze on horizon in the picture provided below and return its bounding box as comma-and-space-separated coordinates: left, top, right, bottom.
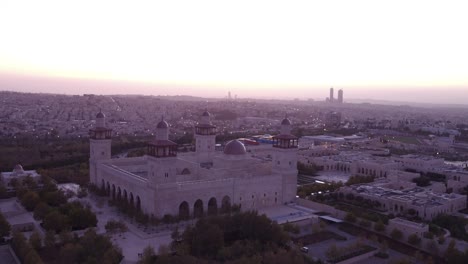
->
0, 0, 467, 104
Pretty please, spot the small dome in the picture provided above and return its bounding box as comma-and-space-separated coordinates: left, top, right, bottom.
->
96, 112, 105, 118
13, 164, 24, 173
224, 140, 246, 155
202, 111, 211, 117
157, 120, 169, 129
281, 118, 292, 125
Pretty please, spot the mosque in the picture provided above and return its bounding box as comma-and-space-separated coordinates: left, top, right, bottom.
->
89, 111, 298, 218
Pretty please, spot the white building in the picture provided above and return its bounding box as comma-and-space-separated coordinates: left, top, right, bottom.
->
0, 164, 42, 191
89, 111, 299, 218
340, 179, 466, 220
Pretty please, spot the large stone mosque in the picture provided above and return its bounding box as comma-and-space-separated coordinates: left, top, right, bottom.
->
89, 111, 298, 218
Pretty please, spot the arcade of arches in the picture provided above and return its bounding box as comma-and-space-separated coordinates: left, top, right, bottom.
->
179, 196, 232, 219
101, 179, 141, 211
101, 179, 233, 219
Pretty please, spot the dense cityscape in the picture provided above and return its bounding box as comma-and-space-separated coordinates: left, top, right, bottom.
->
1, 1, 468, 263
0, 88, 468, 264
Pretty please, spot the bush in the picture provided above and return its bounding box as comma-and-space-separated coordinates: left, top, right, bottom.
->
345, 213, 357, 223
374, 220, 386, 232
0, 212, 11, 238
407, 234, 421, 245
390, 228, 403, 240
359, 219, 371, 228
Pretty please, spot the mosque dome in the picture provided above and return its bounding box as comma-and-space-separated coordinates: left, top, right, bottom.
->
223, 140, 246, 155
13, 164, 24, 173
202, 111, 211, 117
281, 118, 292, 125
157, 120, 169, 129
96, 112, 105, 118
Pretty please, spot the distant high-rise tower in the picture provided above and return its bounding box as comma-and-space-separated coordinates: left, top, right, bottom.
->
228, 91, 232, 100
329, 87, 334, 102
338, 89, 343, 103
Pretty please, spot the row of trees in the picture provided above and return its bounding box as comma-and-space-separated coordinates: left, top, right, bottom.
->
345, 175, 375, 186
18, 176, 97, 233
12, 228, 123, 264
139, 211, 312, 264
11, 231, 43, 264
297, 181, 343, 199
432, 214, 468, 242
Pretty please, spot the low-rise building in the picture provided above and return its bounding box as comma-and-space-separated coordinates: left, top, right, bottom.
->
339, 179, 466, 220
0, 165, 42, 191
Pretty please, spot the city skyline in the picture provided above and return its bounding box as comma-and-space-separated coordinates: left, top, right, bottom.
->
1, 0, 467, 104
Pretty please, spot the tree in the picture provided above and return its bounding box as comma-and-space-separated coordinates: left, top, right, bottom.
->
282, 223, 300, 234
0, 185, 8, 198
190, 221, 224, 257
325, 243, 340, 260
102, 247, 123, 264
33, 202, 52, 220
44, 230, 56, 251
29, 231, 42, 250
21, 191, 40, 211
390, 228, 403, 240
43, 211, 69, 233
407, 234, 421, 246
380, 240, 388, 254
359, 219, 371, 228
426, 239, 439, 256
22, 176, 38, 190
59, 230, 74, 245
344, 212, 357, 223
138, 245, 156, 264
437, 234, 446, 245
374, 220, 386, 232
58, 243, 82, 264
0, 212, 11, 239
24, 249, 43, 264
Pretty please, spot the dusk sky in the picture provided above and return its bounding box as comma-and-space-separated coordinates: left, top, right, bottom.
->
1, 0, 467, 103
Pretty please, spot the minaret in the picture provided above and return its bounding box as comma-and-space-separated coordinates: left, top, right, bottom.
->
195, 110, 217, 164
89, 110, 112, 184
147, 117, 178, 185
272, 117, 298, 204
148, 117, 177, 158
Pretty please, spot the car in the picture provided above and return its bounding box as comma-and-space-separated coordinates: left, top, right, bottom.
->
300, 246, 309, 253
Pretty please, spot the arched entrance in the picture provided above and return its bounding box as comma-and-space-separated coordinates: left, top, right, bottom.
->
207, 197, 218, 216
130, 193, 134, 207
179, 201, 190, 220
193, 199, 204, 218
117, 187, 122, 201
221, 196, 231, 214
123, 190, 128, 203
136, 196, 141, 211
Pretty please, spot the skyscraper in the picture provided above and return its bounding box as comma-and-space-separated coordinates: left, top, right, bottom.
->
329, 87, 334, 102
338, 89, 343, 103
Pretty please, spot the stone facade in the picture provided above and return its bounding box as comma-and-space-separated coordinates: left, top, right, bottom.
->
89, 112, 298, 218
